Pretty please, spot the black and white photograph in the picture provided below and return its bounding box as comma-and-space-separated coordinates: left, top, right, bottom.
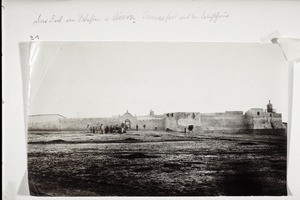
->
25, 42, 288, 196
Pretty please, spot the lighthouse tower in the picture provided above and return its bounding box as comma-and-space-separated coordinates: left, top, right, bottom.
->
267, 100, 274, 113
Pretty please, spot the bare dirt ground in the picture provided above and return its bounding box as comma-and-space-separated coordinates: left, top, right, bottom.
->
28, 130, 287, 196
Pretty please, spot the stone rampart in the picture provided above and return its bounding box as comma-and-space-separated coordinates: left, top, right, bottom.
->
164, 112, 245, 132
28, 114, 64, 130
28, 121, 60, 131
134, 118, 165, 131
28, 108, 286, 132
244, 108, 285, 130
59, 117, 122, 131
28, 115, 164, 131
200, 114, 245, 131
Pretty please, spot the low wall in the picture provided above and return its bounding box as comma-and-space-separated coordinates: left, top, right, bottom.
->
28, 121, 60, 131
134, 118, 164, 131
59, 118, 164, 131
28, 115, 63, 130
59, 117, 125, 131
28, 116, 164, 131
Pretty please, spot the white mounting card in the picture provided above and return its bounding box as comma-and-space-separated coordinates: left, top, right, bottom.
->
2, 1, 300, 200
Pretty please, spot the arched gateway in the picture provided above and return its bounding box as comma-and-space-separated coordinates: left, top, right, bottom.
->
125, 119, 131, 129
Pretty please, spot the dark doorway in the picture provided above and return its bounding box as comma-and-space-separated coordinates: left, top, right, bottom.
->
125, 119, 131, 130
188, 125, 194, 131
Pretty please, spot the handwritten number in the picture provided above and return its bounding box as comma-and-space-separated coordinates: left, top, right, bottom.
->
30, 35, 40, 40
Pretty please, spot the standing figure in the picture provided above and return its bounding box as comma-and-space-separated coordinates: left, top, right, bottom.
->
115, 125, 120, 133
136, 124, 139, 131
87, 124, 90, 133
100, 124, 104, 134
155, 123, 158, 130
143, 124, 146, 130
121, 122, 125, 133
105, 126, 109, 134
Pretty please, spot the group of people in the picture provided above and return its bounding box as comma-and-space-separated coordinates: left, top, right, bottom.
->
87, 122, 128, 134
87, 122, 160, 133
87, 122, 193, 134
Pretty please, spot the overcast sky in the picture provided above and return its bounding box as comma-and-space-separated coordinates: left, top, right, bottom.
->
28, 42, 288, 121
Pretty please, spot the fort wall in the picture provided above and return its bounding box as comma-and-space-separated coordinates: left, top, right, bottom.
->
28, 114, 64, 130
28, 106, 286, 132
134, 118, 165, 131
244, 108, 286, 129
164, 112, 246, 132
59, 118, 122, 131
200, 114, 245, 131
29, 121, 60, 130
28, 114, 164, 131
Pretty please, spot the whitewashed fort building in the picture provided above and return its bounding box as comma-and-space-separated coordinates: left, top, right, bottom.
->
28, 101, 286, 132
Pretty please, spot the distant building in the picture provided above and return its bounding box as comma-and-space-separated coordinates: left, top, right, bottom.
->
244, 101, 285, 129
28, 101, 286, 132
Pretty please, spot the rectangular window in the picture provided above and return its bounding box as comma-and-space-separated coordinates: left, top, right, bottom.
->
257, 112, 260, 115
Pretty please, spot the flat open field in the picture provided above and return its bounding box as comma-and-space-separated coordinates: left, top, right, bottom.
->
28, 130, 287, 196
